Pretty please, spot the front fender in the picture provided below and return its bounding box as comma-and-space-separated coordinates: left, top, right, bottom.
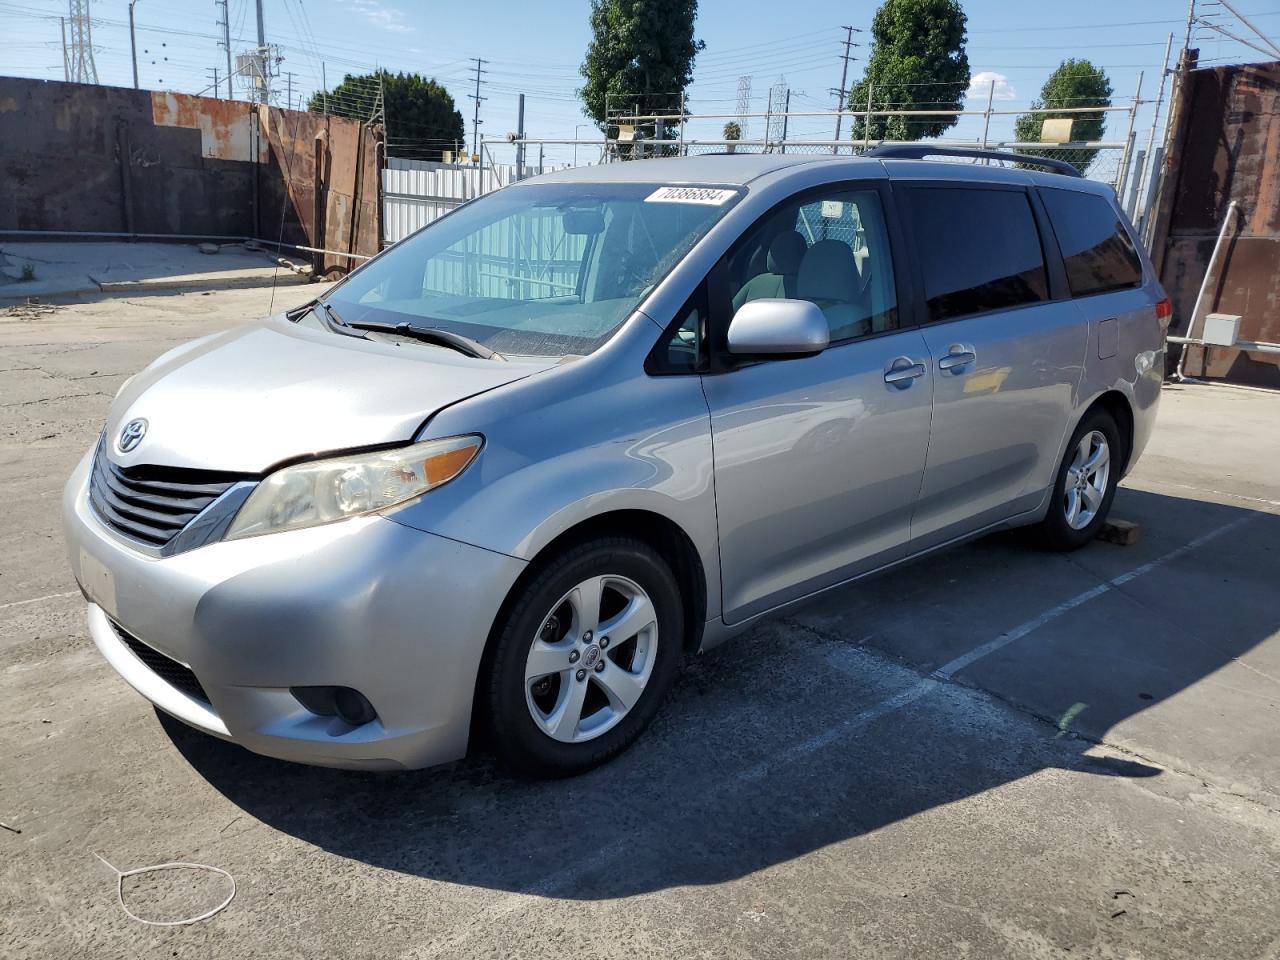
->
386, 359, 723, 620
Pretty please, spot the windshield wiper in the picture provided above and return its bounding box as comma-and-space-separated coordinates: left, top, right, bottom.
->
309, 299, 366, 339
317, 300, 347, 326
346, 320, 504, 361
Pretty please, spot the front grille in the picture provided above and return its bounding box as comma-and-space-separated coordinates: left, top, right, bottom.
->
89, 442, 248, 548
111, 620, 210, 703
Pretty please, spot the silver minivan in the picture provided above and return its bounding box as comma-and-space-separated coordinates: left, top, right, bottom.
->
63, 149, 1169, 776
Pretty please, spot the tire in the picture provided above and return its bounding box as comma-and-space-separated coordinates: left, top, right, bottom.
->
1037, 407, 1122, 551
482, 537, 685, 777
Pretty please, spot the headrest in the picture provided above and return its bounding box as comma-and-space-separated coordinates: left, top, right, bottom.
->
797, 240, 858, 302
766, 231, 806, 275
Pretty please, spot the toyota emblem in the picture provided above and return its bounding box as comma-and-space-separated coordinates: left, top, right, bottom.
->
117, 418, 148, 453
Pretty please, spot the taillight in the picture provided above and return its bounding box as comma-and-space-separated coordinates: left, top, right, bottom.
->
1155, 297, 1173, 329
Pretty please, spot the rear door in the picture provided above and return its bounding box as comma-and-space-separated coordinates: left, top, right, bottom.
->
897, 181, 1086, 552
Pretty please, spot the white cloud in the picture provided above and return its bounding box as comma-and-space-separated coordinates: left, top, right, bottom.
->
340, 0, 414, 34
966, 72, 1016, 102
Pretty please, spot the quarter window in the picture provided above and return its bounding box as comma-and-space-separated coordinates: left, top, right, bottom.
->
1041, 188, 1143, 297
906, 187, 1049, 323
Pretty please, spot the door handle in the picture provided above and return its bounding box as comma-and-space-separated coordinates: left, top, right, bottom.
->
883, 357, 927, 387
937, 345, 977, 372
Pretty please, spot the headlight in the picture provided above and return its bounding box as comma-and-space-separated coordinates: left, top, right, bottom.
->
224, 435, 482, 541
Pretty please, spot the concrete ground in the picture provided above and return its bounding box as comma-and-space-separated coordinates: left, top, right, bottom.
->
0, 241, 309, 302
2, 285, 1278, 959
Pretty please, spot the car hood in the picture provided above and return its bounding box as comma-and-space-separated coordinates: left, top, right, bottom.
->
105, 314, 546, 473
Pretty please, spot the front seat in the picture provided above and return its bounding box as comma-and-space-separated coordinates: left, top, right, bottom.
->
796, 240, 870, 340
732, 231, 807, 310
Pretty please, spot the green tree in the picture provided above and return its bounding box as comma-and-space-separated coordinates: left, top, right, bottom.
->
847, 0, 970, 144
1014, 59, 1112, 174
579, 0, 704, 150
309, 70, 465, 162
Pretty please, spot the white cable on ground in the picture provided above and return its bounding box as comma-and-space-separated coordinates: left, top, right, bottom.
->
93, 852, 236, 926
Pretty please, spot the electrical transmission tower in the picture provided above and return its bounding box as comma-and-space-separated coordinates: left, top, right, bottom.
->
67, 0, 98, 84
767, 78, 788, 143
735, 75, 752, 139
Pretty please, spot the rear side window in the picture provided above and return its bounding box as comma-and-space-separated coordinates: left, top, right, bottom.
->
1041, 188, 1143, 297
905, 187, 1049, 323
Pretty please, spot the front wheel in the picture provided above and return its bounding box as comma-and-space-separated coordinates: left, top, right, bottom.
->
482, 537, 684, 777
1036, 408, 1122, 551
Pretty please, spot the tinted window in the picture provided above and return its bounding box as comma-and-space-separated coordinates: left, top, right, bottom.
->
730, 189, 898, 341
907, 188, 1049, 323
1041, 188, 1143, 296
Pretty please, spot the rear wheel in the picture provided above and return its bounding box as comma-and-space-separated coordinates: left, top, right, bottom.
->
1037, 408, 1121, 551
483, 537, 684, 777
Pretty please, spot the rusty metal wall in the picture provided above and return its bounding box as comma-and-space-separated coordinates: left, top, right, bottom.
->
0, 78, 380, 269
1157, 63, 1280, 388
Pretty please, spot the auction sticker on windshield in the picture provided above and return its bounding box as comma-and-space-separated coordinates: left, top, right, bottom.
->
645, 186, 737, 205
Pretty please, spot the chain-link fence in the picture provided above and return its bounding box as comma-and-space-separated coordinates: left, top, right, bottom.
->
512, 99, 1144, 194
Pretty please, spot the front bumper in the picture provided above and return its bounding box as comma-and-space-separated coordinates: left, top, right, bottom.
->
63, 448, 526, 770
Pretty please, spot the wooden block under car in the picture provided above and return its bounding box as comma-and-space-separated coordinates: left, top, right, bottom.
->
1098, 519, 1140, 546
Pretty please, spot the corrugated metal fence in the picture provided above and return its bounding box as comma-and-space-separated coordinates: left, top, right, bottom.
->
382, 157, 586, 298
382, 157, 519, 243
383, 155, 571, 244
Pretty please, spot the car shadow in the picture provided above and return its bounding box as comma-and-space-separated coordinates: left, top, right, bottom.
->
161, 488, 1279, 900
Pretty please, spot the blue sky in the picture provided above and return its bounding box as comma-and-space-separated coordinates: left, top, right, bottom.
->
1, 0, 1277, 166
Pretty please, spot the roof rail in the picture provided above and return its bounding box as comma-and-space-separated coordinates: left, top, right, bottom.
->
865, 145, 1082, 179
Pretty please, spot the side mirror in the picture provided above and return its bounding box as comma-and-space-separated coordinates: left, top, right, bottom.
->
727, 299, 829, 359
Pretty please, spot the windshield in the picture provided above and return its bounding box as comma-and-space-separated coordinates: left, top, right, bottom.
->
323, 182, 740, 358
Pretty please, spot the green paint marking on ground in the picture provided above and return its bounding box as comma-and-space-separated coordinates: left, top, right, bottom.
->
1056, 702, 1088, 739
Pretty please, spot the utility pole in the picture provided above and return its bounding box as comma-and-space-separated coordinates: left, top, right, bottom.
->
239, 0, 274, 103
862, 81, 874, 153
832, 25, 860, 153
1134, 32, 1175, 220
285, 71, 295, 110
256, 0, 267, 102
216, 0, 233, 99
67, 0, 98, 85
208, 67, 219, 98
980, 77, 995, 149
515, 93, 525, 179
128, 0, 140, 88
469, 57, 488, 158
60, 17, 69, 81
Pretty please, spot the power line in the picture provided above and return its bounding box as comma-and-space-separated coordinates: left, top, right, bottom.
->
1214, 0, 1280, 57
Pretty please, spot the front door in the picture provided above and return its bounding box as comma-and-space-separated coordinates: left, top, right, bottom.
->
702, 184, 934, 624
897, 183, 1086, 551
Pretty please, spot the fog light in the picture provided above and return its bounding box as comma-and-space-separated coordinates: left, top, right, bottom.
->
334, 687, 377, 726
291, 685, 378, 726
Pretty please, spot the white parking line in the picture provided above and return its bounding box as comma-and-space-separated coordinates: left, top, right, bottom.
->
407, 516, 1249, 958
0, 589, 79, 612
933, 515, 1249, 680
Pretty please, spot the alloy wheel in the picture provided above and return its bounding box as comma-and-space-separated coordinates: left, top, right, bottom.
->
523, 575, 658, 743
1063, 429, 1111, 530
